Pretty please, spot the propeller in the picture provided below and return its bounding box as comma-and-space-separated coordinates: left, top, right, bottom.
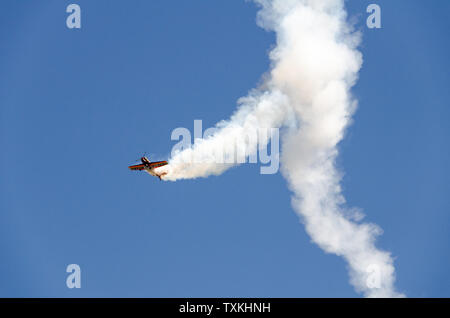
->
133, 152, 148, 163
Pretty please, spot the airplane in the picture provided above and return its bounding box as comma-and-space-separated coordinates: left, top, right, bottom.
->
128, 156, 168, 180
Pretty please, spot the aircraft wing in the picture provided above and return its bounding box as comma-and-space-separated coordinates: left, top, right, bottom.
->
128, 164, 146, 171
149, 161, 168, 168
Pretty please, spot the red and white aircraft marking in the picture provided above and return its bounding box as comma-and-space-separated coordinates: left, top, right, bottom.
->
128, 156, 168, 180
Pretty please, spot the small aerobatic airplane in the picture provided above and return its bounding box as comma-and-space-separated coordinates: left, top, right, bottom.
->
128, 156, 168, 180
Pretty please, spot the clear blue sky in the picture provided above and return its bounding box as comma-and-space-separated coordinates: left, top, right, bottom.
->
0, 0, 449, 297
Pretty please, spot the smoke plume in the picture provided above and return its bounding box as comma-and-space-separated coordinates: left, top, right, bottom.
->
157, 0, 403, 297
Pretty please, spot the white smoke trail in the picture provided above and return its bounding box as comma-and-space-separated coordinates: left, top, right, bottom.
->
161, 89, 290, 180
158, 0, 404, 297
